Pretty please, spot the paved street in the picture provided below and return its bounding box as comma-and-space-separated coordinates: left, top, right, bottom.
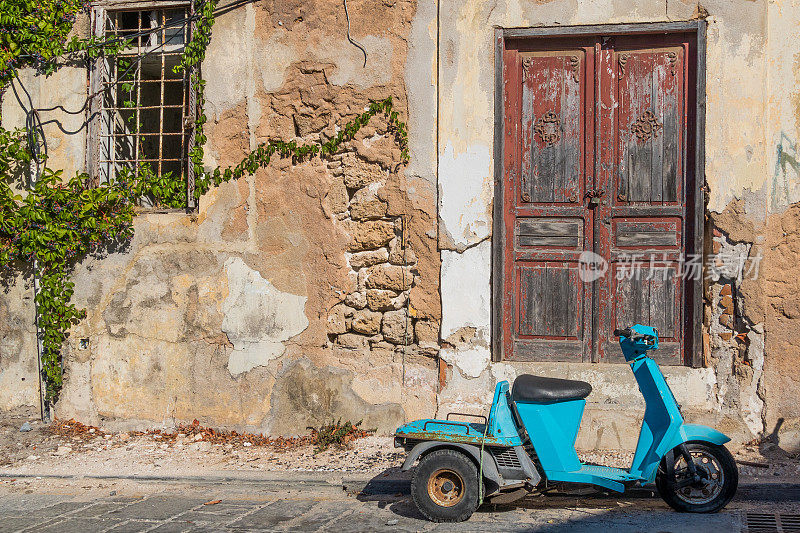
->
0, 475, 798, 532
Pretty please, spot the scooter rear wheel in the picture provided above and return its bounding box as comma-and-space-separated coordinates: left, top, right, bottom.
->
411, 449, 481, 522
656, 441, 738, 513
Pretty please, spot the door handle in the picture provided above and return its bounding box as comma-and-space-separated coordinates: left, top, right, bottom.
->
585, 187, 605, 207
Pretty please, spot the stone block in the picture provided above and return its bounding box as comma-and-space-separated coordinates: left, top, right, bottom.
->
351, 309, 382, 335
293, 112, 330, 137
327, 304, 349, 335
383, 309, 413, 345
348, 248, 389, 269
349, 221, 395, 252
336, 333, 369, 349
326, 178, 349, 215
344, 291, 367, 309
349, 188, 388, 221
366, 289, 398, 311
719, 284, 732, 297
414, 319, 439, 346
388, 238, 417, 265
365, 264, 413, 292
342, 153, 385, 189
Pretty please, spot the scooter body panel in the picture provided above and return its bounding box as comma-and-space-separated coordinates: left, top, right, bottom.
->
627, 356, 685, 479
676, 424, 731, 446
514, 399, 585, 474
636, 423, 732, 482
487, 381, 521, 442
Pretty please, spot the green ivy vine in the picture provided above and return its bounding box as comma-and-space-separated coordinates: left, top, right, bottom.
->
0, 0, 409, 403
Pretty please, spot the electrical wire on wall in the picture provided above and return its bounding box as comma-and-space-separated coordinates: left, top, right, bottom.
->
343, 0, 368, 67
401, 214, 409, 385
11, 0, 257, 133
9, 72, 49, 420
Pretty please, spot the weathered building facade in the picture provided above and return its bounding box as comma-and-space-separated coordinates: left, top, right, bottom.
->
2, 0, 800, 453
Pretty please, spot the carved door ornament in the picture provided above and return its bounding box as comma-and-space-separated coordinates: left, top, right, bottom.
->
569, 56, 579, 83
631, 110, 663, 142
523, 56, 579, 83
618, 54, 629, 79
534, 111, 561, 146
522, 57, 534, 82
667, 51, 678, 76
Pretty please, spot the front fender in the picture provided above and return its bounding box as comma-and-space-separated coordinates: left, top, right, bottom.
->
676, 423, 731, 446
644, 423, 731, 481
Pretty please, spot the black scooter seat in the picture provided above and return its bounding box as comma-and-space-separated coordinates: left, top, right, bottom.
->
511, 374, 592, 403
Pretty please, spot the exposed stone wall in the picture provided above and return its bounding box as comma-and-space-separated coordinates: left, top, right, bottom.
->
324, 149, 438, 355
703, 226, 765, 443
0, 0, 441, 434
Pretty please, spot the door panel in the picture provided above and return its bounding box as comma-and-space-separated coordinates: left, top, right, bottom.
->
500, 33, 695, 365
503, 45, 594, 362
517, 218, 584, 248
515, 262, 583, 361
616, 47, 684, 204
597, 36, 689, 364
521, 52, 584, 204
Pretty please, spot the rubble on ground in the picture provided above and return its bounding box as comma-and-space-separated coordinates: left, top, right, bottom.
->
1, 410, 798, 480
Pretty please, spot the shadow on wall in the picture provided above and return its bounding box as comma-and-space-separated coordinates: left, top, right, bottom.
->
265, 357, 404, 436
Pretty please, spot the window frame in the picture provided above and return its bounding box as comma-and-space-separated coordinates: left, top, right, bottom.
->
491, 21, 707, 367
87, 0, 197, 210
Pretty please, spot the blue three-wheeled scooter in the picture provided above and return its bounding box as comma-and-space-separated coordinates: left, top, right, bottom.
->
394, 325, 738, 522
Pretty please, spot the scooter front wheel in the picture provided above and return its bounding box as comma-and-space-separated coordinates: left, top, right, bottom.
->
656, 441, 738, 513
411, 449, 481, 522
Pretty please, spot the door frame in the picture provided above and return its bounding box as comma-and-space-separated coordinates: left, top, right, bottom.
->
491, 21, 707, 366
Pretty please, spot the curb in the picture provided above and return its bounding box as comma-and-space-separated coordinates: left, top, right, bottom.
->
0, 471, 412, 495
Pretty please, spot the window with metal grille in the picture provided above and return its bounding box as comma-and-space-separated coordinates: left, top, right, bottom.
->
89, 5, 194, 205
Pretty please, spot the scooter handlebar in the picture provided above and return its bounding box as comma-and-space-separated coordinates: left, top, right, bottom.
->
614, 328, 657, 343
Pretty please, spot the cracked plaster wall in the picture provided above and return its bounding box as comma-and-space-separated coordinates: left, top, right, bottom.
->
2, 0, 800, 452
435, 0, 800, 452
0, 0, 441, 435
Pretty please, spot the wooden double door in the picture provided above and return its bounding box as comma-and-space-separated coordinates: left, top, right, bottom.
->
497, 30, 701, 364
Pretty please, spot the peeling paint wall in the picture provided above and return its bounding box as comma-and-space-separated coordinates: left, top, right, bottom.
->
1, 0, 800, 453
435, 0, 800, 453
0, 0, 440, 435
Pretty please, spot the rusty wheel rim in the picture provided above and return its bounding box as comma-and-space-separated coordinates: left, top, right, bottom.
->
427, 468, 465, 507
673, 450, 725, 505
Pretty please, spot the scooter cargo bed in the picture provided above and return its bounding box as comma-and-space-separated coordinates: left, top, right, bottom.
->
394, 419, 522, 447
